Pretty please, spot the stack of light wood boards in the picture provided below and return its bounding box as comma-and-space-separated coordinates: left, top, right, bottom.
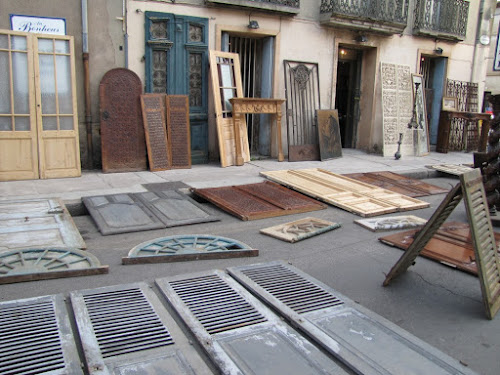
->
261, 168, 429, 217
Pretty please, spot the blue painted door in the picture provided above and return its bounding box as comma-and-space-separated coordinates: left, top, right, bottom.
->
145, 12, 209, 164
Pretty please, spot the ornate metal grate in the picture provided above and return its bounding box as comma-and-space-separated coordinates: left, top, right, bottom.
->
320, 0, 408, 25
414, 0, 469, 40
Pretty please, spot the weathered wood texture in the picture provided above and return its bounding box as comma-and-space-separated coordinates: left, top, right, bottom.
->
260, 217, 341, 243
317, 109, 342, 160
166, 95, 191, 169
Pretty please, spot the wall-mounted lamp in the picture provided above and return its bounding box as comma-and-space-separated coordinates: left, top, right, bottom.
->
355, 34, 367, 43
434, 47, 443, 54
248, 20, 259, 29
136, 9, 143, 14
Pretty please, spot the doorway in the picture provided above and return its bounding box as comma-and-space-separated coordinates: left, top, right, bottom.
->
335, 47, 362, 148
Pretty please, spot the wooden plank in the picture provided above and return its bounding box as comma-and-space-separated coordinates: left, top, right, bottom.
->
141, 94, 171, 171
288, 144, 320, 162
427, 164, 475, 176
317, 109, 342, 161
260, 217, 341, 243
460, 169, 500, 319
166, 95, 191, 169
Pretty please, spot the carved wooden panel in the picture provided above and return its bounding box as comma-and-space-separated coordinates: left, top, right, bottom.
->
344, 171, 449, 197
192, 181, 326, 221
260, 217, 341, 243
262, 168, 429, 217
381, 62, 414, 157
99, 68, 147, 172
316, 109, 342, 160
355, 215, 427, 232
141, 94, 171, 171
166, 95, 191, 169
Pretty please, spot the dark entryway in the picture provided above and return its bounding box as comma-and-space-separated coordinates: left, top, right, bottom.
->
335, 47, 362, 148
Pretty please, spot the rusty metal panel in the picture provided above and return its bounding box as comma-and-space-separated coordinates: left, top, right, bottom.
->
155, 270, 354, 375
379, 222, 500, 275
317, 109, 342, 161
0, 294, 83, 375
0, 198, 86, 251
134, 190, 220, 228
83, 194, 165, 235
228, 261, 479, 375
70, 283, 212, 375
355, 215, 427, 232
123, 234, 257, 264
460, 169, 500, 319
260, 217, 341, 243
166, 95, 191, 169
383, 182, 463, 286
345, 171, 448, 197
141, 94, 171, 171
192, 181, 326, 221
99, 68, 147, 173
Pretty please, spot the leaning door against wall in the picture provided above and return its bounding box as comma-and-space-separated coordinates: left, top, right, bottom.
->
0, 30, 38, 181
34, 34, 80, 179
145, 12, 209, 164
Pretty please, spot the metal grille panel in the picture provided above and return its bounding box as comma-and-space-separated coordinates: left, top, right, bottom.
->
169, 274, 267, 334
82, 287, 174, 358
240, 264, 344, 313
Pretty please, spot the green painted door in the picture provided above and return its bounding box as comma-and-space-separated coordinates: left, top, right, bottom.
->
145, 12, 208, 164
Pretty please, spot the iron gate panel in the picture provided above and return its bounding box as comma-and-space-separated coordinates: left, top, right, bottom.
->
228, 261, 479, 375
70, 283, 211, 374
284, 60, 320, 161
155, 270, 354, 375
99, 68, 147, 173
0, 294, 83, 375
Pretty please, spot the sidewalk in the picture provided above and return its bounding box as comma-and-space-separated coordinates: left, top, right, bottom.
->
0, 149, 474, 207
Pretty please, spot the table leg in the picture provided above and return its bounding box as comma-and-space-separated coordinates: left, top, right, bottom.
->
233, 112, 244, 166
276, 110, 284, 162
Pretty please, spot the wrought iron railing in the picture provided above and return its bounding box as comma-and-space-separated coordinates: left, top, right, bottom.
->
320, 0, 409, 26
414, 0, 469, 40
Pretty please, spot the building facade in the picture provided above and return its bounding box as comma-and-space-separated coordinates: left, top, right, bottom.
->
0, 0, 496, 175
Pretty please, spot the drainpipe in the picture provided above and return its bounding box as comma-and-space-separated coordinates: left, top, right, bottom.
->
123, 0, 128, 68
82, 0, 93, 169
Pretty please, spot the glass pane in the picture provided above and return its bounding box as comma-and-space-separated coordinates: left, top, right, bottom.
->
42, 116, 57, 130
12, 52, 29, 114
151, 20, 168, 39
11, 35, 27, 51
221, 88, 235, 112
189, 53, 202, 107
38, 39, 54, 53
0, 117, 12, 131
188, 24, 203, 42
0, 34, 7, 49
15, 116, 30, 131
39, 54, 57, 114
54, 39, 69, 54
219, 63, 234, 88
56, 55, 73, 114
59, 116, 73, 130
152, 50, 167, 93
0, 51, 11, 114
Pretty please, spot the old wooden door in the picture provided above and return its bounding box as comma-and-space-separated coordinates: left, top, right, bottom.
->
0, 29, 80, 181
145, 13, 209, 164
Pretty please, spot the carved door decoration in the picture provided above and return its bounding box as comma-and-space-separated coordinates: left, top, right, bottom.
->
99, 68, 147, 173
145, 13, 209, 164
380, 62, 413, 157
316, 109, 342, 160
141, 94, 170, 171
262, 168, 429, 217
0, 30, 81, 181
260, 217, 341, 243
209, 50, 250, 167
355, 215, 427, 232
167, 95, 191, 169
284, 60, 320, 161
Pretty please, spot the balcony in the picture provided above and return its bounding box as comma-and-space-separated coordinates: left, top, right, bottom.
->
320, 0, 409, 35
205, 0, 300, 15
413, 0, 469, 41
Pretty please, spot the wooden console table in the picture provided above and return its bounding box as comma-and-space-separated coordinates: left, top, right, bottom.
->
436, 110, 491, 153
230, 98, 285, 166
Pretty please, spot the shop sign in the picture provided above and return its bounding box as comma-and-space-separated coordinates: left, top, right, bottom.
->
10, 15, 66, 35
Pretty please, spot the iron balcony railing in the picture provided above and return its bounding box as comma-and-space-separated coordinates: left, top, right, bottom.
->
414, 0, 469, 41
320, 0, 409, 27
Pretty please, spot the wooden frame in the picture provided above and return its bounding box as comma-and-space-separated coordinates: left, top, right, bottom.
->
442, 96, 458, 111
411, 73, 430, 156
209, 50, 249, 167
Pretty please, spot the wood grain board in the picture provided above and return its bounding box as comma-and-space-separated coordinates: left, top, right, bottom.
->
317, 109, 342, 161
166, 95, 191, 169
192, 181, 327, 221
260, 217, 341, 243
261, 168, 429, 217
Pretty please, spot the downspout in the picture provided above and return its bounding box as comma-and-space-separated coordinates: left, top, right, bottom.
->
82, 0, 93, 169
123, 0, 128, 68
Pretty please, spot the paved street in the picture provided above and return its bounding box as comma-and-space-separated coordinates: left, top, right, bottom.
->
1, 149, 499, 374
